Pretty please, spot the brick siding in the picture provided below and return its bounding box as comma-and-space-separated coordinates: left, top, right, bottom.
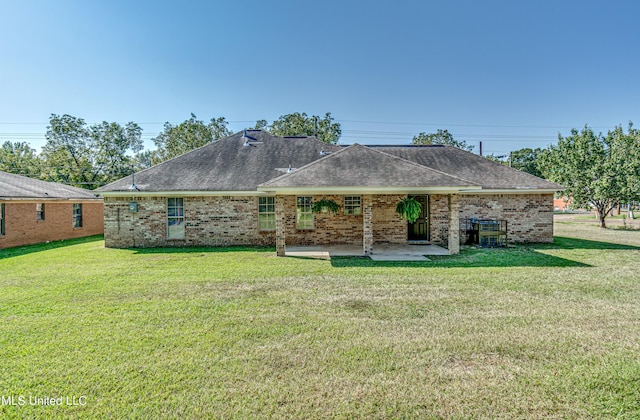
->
103, 193, 554, 249
0, 201, 103, 249
103, 196, 275, 248
458, 193, 554, 243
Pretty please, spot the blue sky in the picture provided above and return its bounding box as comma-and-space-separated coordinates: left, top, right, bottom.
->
1, 0, 639, 156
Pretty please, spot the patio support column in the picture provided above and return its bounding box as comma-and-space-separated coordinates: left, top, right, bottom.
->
448, 193, 460, 255
363, 194, 373, 256
275, 195, 286, 257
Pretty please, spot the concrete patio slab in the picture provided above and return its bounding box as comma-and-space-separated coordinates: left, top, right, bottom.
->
284, 243, 449, 261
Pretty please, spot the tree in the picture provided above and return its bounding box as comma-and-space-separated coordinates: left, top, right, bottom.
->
268, 112, 341, 144
41, 114, 143, 188
539, 124, 640, 228
0, 141, 42, 177
152, 114, 231, 163
509, 147, 545, 178
411, 129, 475, 152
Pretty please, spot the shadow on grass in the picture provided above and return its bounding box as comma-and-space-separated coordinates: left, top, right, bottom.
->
331, 249, 590, 268
331, 236, 640, 268
549, 236, 640, 250
0, 235, 104, 260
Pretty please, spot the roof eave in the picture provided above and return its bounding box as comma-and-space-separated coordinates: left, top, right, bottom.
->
99, 190, 269, 197
257, 185, 481, 195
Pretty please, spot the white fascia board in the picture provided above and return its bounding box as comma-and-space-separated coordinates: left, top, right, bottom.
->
256, 186, 481, 195
98, 190, 271, 198
460, 188, 563, 195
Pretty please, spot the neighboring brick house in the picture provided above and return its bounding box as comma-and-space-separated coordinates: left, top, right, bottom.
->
97, 130, 563, 255
0, 171, 103, 249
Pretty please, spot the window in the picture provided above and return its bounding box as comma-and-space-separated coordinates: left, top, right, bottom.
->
296, 196, 314, 229
258, 197, 275, 231
0, 203, 4, 236
344, 196, 361, 215
167, 198, 185, 239
36, 203, 45, 221
73, 203, 82, 228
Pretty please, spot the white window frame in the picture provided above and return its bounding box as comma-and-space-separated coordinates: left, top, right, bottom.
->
258, 197, 276, 231
344, 196, 361, 215
167, 198, 185, 239
296, 196, 314, 230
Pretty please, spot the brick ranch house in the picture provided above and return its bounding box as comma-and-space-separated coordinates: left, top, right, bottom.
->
97, 130, 563, 256
0, 171, 104, 249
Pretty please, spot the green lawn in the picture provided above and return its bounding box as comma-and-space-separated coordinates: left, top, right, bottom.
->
1, 222, 639, 418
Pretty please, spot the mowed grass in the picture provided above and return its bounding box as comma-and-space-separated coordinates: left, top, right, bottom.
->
1, 222, 639, 418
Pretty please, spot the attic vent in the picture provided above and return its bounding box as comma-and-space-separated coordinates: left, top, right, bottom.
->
241, 129, 263, 147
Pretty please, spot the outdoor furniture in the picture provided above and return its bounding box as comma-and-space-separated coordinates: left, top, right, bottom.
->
464, 218, 507, 247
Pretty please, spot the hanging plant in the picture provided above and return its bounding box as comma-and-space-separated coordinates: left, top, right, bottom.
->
395, 197, 422, 223
312, 198, 341, 214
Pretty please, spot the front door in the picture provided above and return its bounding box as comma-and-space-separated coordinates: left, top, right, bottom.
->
408, 195, 430, 241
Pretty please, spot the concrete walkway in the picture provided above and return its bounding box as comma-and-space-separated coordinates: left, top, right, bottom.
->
284, 243, 449, 261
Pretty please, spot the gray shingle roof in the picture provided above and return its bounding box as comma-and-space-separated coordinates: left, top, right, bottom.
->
373, 145, 563, 190
98, 130, 563, 193
260, 144, 479, 189
98, 130, 342, 192
0, 171, 101, 200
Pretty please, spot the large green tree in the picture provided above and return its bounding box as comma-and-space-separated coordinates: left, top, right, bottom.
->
268, 112, 341, 144
411, 129, 474, 152
152, 114, 231, 163
0, 141, 42, 177
41, 114, 143, 188
540, 124, 640, 228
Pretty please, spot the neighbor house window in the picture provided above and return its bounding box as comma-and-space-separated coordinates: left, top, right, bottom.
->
344, 196, 361, 215
36, 203, 45, 221
296, 196, 313, 229
72, 203, 82, 228
1, 203, 5, 236
167, 198, 185, 239
258, 197, 275, 231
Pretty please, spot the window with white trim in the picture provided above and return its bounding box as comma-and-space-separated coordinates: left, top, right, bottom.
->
296, 196, 314, 229
344, 196, 361, 215
258, 197, 275, 231
72, 203, 82, 228
36, 203, 45, 221
167, 198, 185, 239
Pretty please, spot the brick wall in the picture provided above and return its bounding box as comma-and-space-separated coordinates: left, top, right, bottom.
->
0, 200, 104, 249
458, 193, 554, 243
103, 193, 554, 249
372, 194, 406, 244
103, 195, 275, 248
280, 194, 406, 246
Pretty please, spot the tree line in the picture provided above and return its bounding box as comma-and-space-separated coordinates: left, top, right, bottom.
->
0, 112, 341, 187
2, 113, 639, 228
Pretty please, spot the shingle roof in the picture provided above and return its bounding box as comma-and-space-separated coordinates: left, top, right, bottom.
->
373, 145, 563, 190
0, 171, 101, 200
260, 144, 479, 189
98, 130, 342, 192
97, 130, 563, 193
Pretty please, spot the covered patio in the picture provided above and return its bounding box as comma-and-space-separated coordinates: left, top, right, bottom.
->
258, 144, 481, 258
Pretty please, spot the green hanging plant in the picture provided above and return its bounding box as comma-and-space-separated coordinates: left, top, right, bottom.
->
395, 197, 422, 223
312, 198, 341, 214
